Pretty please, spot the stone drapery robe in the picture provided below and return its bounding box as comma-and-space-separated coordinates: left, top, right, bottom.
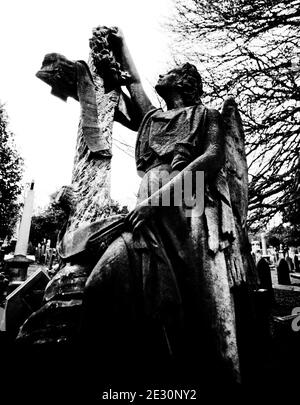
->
81, 102, 241, 386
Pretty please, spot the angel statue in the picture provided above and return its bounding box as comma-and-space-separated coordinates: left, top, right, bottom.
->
79, 29, 258, 390
16, 27, 258, 396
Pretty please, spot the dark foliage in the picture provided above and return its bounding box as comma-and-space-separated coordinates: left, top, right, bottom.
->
0, 103, 23, 239
266, 223, 300, 247
30, 195, 128, 247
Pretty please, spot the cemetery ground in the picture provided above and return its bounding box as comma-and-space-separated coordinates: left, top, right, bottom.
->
249, 268, 300, 399
1, 262, 300, 401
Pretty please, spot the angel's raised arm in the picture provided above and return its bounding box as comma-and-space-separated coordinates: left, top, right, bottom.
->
109, 29, 155, 129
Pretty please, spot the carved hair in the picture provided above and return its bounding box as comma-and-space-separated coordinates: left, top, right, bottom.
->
172, 63, 203, 106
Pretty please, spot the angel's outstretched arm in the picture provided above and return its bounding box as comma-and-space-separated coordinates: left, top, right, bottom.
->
110, 29, 155, 128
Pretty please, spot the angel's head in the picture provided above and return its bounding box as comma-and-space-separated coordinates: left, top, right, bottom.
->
155, 63, 203, 106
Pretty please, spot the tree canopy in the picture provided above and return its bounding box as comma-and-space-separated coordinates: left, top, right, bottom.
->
30, 195, 128, 248
169, 0, 300, 230
0, 103, 23, 239
29, 201, 68, 247
266, 223, 300, 248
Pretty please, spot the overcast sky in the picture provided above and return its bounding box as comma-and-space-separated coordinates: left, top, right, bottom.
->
0, 0, 174, 210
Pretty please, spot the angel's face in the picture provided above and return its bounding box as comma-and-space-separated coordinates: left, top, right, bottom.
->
155, 68, 182, 99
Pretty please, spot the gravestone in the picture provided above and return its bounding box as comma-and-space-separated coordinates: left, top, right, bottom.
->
285, 254, 294, 272
257, 257, 274, 301
294, 253, 300, 272
3, 269, 50, 335
277, 258, 291, 285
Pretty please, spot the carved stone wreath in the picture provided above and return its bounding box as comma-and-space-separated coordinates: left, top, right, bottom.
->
89, 25, 132, 92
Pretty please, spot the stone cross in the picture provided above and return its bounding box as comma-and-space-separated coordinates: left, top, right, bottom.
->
36, 37, 122, 241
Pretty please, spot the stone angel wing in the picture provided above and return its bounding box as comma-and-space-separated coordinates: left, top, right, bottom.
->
221, 97, 258, 288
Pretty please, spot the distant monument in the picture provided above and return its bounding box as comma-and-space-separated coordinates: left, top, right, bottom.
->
261, 232, 267, 256
5, 181, 35, 290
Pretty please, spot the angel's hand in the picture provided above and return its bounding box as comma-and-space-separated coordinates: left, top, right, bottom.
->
108, 27, 125, 50
125, 204, 157, 233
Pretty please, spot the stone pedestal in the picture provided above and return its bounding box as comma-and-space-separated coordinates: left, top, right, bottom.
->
5, 255, 34, 293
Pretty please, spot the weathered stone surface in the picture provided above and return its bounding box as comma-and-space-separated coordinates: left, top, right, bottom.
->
80, 61, 261, 384
36, 53, 78, 101
222, 97, 258, 289
18, 32, 123, 345
90, 26, 132, 92
43, 264, 91, 302
17, 299, 82, 344
65, 54, 119, 234
19, 29, 259, 392
36, 51, 120, 235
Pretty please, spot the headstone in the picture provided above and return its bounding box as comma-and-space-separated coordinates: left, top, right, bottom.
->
294, 253, 300, 273
48, 249, 53, 270
0, 240, 5, 268
285, 254, 294, 272
257, 257, 273, 300
3, 269, 50, 335
0, 305, 5, 331
0, 273, 9, 300
277, 258, 291, 285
